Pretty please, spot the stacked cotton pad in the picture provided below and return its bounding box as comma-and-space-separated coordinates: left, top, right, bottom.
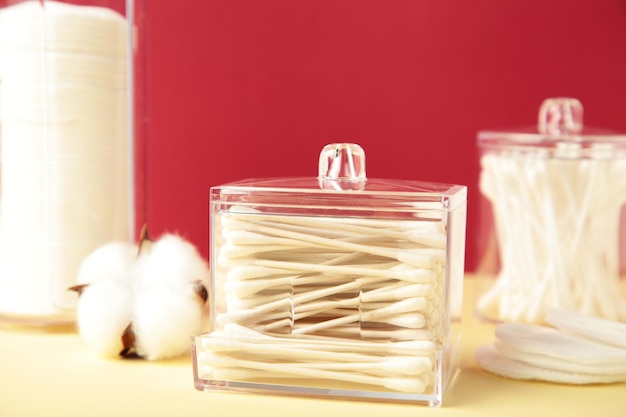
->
476, 308, 626, 384
0, 1, 129, 317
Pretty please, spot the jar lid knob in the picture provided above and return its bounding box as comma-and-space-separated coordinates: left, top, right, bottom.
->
538, 97, 584, 136
318, 143, 367, 190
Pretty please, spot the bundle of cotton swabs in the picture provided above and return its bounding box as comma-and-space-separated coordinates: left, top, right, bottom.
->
198, 206, 448, 393
478, 145, 626, 323
477, 308, 626, 384
70, 226, 210, 361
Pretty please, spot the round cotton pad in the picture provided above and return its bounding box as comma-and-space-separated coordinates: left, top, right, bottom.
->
494, 339, 626, 375
495, 322, 626, 367
546, 308, 626, 350
476, 345, 626, 385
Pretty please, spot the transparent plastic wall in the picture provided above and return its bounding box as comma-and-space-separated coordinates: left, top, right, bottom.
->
194, 144, 467, 407
0, 0, 147, 326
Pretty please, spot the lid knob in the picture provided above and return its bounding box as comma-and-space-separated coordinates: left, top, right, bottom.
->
318, 143, 367, 190
538, 97, 584, 136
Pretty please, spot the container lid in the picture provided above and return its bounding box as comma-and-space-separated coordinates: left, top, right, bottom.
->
212, 143, 466, 217
478, 98, 626, 158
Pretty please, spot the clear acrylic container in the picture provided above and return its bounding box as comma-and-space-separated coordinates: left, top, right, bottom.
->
476, 98, 626, 324
194, 143, 467, 407
0, 0, 147, 327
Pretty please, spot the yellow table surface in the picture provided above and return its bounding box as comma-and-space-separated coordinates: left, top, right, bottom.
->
1, 277, 625, 417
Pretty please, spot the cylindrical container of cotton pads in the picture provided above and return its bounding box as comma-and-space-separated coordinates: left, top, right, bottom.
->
193, 143, 467, 407
0, 0, 147, 327
476, 97, 626, 324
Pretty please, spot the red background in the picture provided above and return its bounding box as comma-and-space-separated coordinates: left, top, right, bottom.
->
141, 0, 626, 271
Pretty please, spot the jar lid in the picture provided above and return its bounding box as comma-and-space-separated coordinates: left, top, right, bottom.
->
478, 98, 626, 158
211, 143, 466, 218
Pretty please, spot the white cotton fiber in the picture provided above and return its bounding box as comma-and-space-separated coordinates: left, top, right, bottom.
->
75, 280, 133, 358
136, 234, 210, 292
76, 242, 137, 285
131, 286, 205, 360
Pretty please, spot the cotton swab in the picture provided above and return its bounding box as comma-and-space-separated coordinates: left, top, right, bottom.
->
201, 352, 429, 393
203, 338, 381, 362
203, 366, 434, 389
219, 258, 438, 283
212, 323, 437, 352
224, 207, 446, 234
477, 146, 626, 323
203, 353, 432, 376
221, 217, 444, 268
224, 273, 358, 299
226, 216, 448, 249
201, 339, 434, 364
292, 297, 429, 335
206, 204, 450, 396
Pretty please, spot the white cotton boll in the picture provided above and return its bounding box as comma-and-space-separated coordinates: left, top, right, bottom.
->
136, 234, 210, 292
75, 280, 133, 358
76, 241, 137, 285
131, 286, 205, 360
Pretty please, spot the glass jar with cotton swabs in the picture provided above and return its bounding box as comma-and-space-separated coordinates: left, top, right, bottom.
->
476, 97, 626, 324
193, 143, 467, 407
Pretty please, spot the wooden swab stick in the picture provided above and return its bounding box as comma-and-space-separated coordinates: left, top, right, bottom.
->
202, 338, 403, 362
218, 277, 392, 326
293, 356, 432, 375
226, 291, 291, 310
279, 326, 436, 342
224, 273, 351, 298
366, 313, 427, 329
292, 297, 429, 334
223, 265, 295, 280
204, 354, 433, 377
220, 243, 317, 259
202, 366, 310, 381
216, 297, 292, 327
360, 283, 434, 302
311, 327, 436, 341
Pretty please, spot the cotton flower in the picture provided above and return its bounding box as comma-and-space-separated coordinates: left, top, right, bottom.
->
71, 225, 210, 360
